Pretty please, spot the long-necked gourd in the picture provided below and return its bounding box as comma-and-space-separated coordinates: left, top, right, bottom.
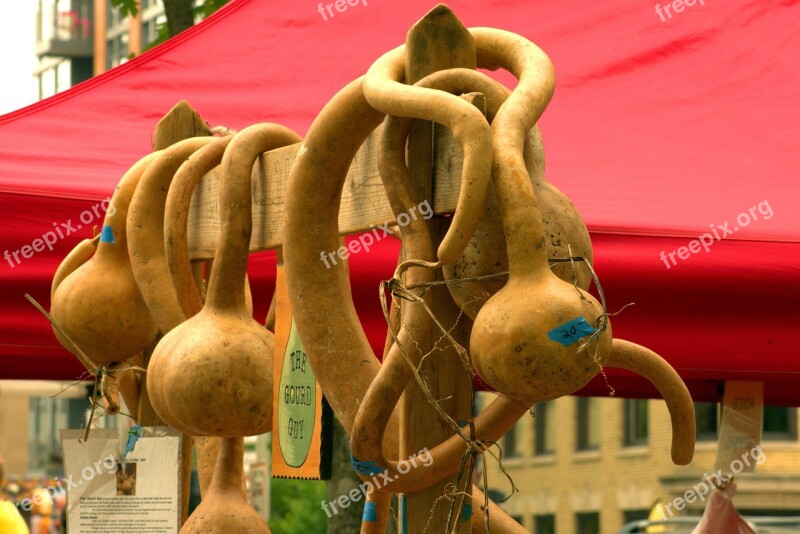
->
147, 123, 300, 436
50, 153, 161, 366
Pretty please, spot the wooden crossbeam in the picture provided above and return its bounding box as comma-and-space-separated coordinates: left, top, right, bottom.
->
186, 125, 467, 259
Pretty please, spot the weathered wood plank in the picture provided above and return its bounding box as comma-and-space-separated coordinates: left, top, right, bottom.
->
186, 124, 465, 259
401, 5, 476, 534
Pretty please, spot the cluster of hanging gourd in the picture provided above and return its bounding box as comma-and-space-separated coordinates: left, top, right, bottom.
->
50, 121, 301, 532
283, 12, 697, 533
49, 6, 697, 534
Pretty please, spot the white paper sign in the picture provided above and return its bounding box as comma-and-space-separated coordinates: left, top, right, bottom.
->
60, 427, 181, 533
714, 381, 763, 475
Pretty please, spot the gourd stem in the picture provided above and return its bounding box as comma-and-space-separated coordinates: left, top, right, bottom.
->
209, 437, 244, 496
206, 124, 301, 312
362, 46, 493, 264
351, 110, 437, 464
470, 28, 556, 278
129, 137, 216, 333
166, 136, 234, 318
606, 339, 696, 465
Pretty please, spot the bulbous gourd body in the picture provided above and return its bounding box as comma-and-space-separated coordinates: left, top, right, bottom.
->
471, 276, 612, 404
147, 307, 274, 437
51, 255, 159, 366
444, 133, 594, 319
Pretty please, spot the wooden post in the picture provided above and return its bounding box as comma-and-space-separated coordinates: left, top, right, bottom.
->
138, 100, 212, 524
401, 6, 476, 533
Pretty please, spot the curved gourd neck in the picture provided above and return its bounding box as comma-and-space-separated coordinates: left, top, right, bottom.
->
492, 138, 551, 281
205, 124, 301, 312
469, 28, 556, 282
209, 437, 244, 497
97, 152, 159, 261
168, 136, 234, 318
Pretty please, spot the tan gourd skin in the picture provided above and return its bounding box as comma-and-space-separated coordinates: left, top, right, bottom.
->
362, 46, 493, 265
467, 28, 613, 406
417, 71, 593, 318
285, 78, 389, 440
128, 136, 216, 334
349, 28, 558, 496
101, 365, 121, 414
152, 136, 254, 438
148, 123, 300, 437
284, 78, 527, 505
467, 29, 694, 465
50, 153, 161, 366
118, 354, 142, 420
366, 65, 592, 320
180, 437, 269, 534
164, 135, 234, 319
162, 136, 252, 490
50, 234, 99, 300
607, 339, 695, 464
470, 486, 528, 534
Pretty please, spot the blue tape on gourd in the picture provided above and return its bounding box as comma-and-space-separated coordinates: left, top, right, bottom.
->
362, 501, 378, 522
124, 425, 142, 457
350, 454, 385, 476
461, 503, 473, 522
547, 316, 596, 347
99, 225, 115, 244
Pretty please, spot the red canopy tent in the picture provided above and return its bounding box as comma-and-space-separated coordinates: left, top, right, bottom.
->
0, 0, 798, 403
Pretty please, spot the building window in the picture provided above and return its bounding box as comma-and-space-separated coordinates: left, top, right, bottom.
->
695, 402, 719, 441
504, 422, 521, 458
576, 397, 600, 450
28, 393, 101, 475
623, 399, 648, 446
575, 512, 600, 534
534, 402, 555, 455
622, 509, 649, 525
535, 514, 555, 534
763, 407, 797, 440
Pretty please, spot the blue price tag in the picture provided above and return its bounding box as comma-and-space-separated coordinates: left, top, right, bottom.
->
99, 225, 115, 244
350, 454, 385, 476
124, 424, 142, 457
461, 503, 473, 522
547, 317, 596, 347
363, 501, 378, 522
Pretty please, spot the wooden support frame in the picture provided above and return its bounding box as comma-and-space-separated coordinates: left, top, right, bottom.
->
399, 7, 476, 533
184, 124, 475, 259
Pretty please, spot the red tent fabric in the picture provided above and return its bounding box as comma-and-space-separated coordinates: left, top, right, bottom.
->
1, 0, 798, 403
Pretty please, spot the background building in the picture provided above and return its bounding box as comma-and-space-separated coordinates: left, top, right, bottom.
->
34, 0, 167, 99
482, 393, 800, 533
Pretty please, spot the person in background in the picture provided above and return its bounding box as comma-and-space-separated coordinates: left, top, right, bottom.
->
29, 487, 53, 534
0, 451, 31, 534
